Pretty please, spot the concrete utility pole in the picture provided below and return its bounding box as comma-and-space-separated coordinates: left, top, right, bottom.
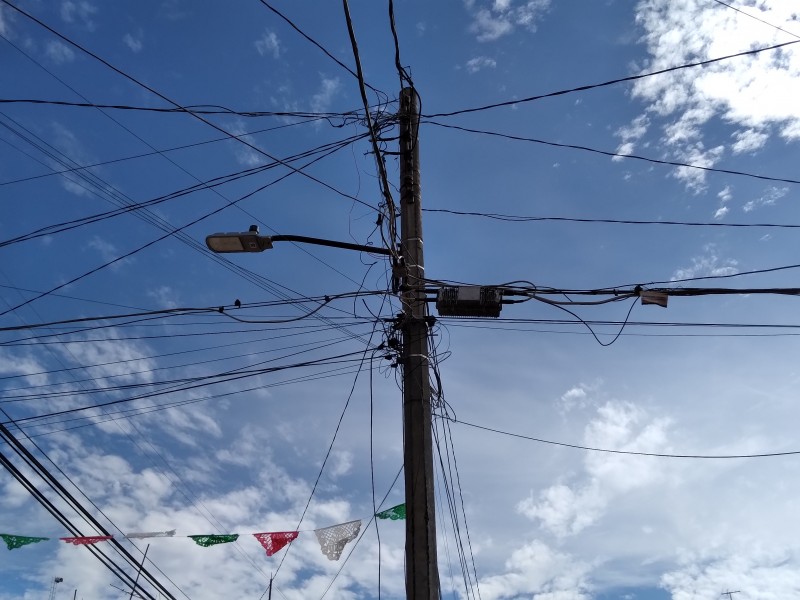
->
399, 86, 440, 600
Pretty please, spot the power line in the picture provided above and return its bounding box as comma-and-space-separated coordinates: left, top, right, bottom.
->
341, 0, 399, 257
0, 142, 364, 319
423, 121, 800, 186
423, 206, 800, 228
0, 25, 391, 349
0, 321, 374, 348
271, 297, 390, 582
442, 321, 800, 338
422, 38, 800, 118
0, 291, 384, 334
3, 350, 381, 426
711, 0, 800, 39
18, 363, 385, 439
256, 0, 384, 95
437, 317, 800, 330
0, 97, 358, 119
0, 130, 370, 249
0, 120, 320, 188
0, 0, 383, 214
0, 336, 361, 403
444, 417, 800, 459
0, 415, 182, 599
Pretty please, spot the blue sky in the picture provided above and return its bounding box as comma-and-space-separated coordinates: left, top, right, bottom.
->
2, 1, 800, 599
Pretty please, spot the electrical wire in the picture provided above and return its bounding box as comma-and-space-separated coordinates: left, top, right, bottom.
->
422, 39, 800, 118
341, 0, 399, 258
18, 362, 386, 439
0, 143, 362, 319
423, 121, 800, 186
256, 0, 385, 95
2, 350, 381, 426
1, 11, 392, 360
0, 442, 160, 599
0, 415, 183, 599
0, 97, 359, 119
423, 206, 800, 228
443, 416, 800, 459
1, 335, 363, 403
316, 465, 404, 600
436, 317, 800, 330
1, 26, 390, 353
0, 332, 361, 394
0, 128, 371, 248
0, 282, 145, 311
0, 281, 234, 596
710, 0, 800, 40
0, 323, 376, 383
271, 293, 390, 582
0, 0, 383, 215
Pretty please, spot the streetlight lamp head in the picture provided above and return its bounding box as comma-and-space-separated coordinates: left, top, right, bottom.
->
205, 228, 273, 253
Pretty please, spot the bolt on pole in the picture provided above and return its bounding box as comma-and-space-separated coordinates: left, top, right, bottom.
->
399, 86, 440, 600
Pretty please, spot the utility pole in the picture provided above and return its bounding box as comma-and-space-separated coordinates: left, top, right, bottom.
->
399, 86, 440, 599
721, 591, 740, 600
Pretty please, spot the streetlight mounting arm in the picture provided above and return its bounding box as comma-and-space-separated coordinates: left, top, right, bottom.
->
205, 225, 392, 256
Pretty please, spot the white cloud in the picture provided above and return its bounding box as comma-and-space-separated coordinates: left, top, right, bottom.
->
742, 185, 788, 212
255, 29, 281, 59
329, 449, 353, 478
717, 185, 732, 202
0, 350, 49, 387
613, 114, 650, 161
45, 40, 76, 64
466, 56, 497, 73
86, 236, 121, 264
713, 205, 729, 219
467, 0, 551, 42
0, 5, 10, 37
473, 540, 592, 600
671, 142, 724, 191
49, 122, 103, 198
147, 285, 180, 308
60, 1, 98, 30
558, 386, 589, 412
226, 120, 265, 167
471, 8, 513, 41
662, 548, 800, 600
731, 128, 768, 154
123, 32, 143, 53
310, 76, 341, 113
671, 243, 738, 280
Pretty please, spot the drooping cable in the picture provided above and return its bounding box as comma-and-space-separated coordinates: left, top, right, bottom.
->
423, 39, 800, 118
256, 0, 384, 94
444, 417, 800, 459
710, 0, 800, 40
421, 121, 800, 186
341, 0, 399, 257
0, 0, 383, 214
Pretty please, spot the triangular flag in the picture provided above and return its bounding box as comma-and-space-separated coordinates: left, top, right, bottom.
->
375, 503, 406, 520
253, 531, 298, 556
60, 536, 113, 545
314, 520, 361, 561
188, 534, 239, 547
125, 530, 176, 539
1, 534, 49, 550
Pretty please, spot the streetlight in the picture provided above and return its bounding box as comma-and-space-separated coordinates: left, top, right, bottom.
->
205, 225, 392, 256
